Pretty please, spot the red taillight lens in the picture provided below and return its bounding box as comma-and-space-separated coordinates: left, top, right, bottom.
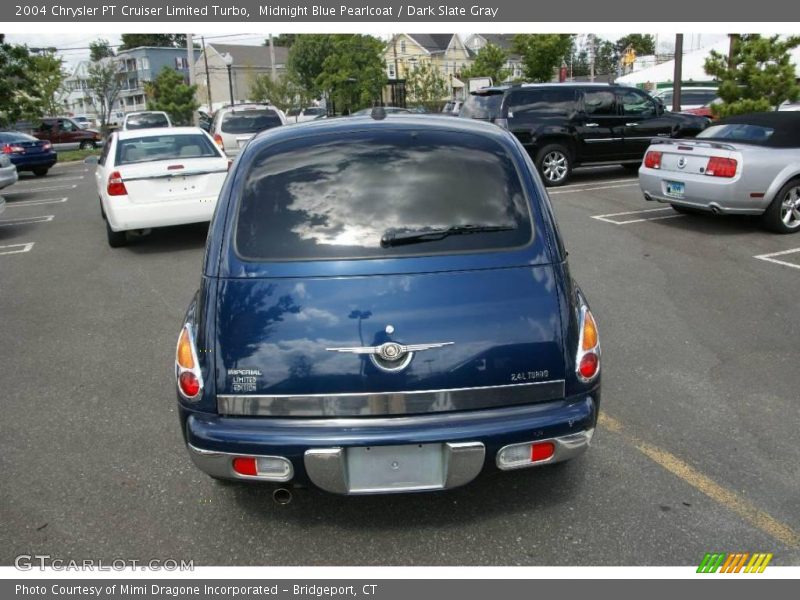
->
644, 151, 662, 169
705, 157, 737, 178
42, 142, 52, 151
579, 353, 599, 379
178, 371, 200, 397
213, 133, 224, 149
107, 171, 127, 196
531, 442, 555, 462
232, 457, 258, 477
3, 144, 24, 154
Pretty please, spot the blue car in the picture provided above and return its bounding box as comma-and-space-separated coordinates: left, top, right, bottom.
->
176, 112, 601, 497
0, 131, 58, 176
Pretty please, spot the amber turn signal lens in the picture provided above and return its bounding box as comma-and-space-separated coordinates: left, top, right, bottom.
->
176, 328, 195, 369
581, 311, 598, 351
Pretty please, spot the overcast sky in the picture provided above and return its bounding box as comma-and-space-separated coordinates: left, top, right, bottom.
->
4, 32, 728, 72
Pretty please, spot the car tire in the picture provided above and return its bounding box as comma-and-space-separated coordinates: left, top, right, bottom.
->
32, 167, 49, 177
762, 179, 800, 234
535, 144, 572, 187
106, 221, 127, 247
670, 204, 705, 215
79, 140, 97, 150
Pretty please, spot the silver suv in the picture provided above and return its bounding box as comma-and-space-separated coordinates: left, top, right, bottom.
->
210, 104, 287, 156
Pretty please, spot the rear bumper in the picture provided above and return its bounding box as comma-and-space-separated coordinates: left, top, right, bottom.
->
106, 196, 217, 231
11, 154, 58, 171
0, 164, 18, 190
639, 168, 766, 214
181, 391, 599, 493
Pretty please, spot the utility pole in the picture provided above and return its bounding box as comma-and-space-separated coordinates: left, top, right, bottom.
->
187, 33, 198, 125
588, 34, 596, 83
201, 36, 212, 112
672, 34, 683, 113
728, 34, 739, 68
268, 34, 277, 80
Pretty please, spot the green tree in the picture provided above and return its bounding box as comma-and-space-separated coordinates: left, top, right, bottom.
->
615, 34, 656, 56
594, 40, 619, 77
145, 67, 199, 125
249, 74, 306, 111
316, 35, 385, 113
86, 59, 124, 132
89, 39, 115, 62
405, 62, 449, 110
31, 51, 68, 116
460, 43, 510, 85
287, 34, 336, 98
0, 35, 42, 126
513, 34, 574, 82
119, 34, 186, 50
704, 34, 800, 117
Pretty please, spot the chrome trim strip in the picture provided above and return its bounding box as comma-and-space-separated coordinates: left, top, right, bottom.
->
124, 168, 228, 182
218, 379, 566, 417
495, 428, 595, 470
583, 138, 623, 143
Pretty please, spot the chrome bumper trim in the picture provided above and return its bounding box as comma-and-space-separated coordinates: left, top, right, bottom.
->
218, 380, 566, 417
495, 428, 595, 470
187, 444, 294, 482
304, 442, 486, 495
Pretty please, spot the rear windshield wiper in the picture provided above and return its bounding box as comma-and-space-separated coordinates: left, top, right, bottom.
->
381, 224, 515, 247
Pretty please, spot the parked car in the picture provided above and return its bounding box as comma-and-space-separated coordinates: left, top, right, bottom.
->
122, 111, 172, 130
176, 113, 601, 496
94, 127, 229, 247
210, 104, 287, 156
0, 131, 58, 176
351, 106, 412, 116
442, 100, 463, 115
639, 112, 800, 233
778, 100, 800, 112
0, 152, 19, 190
71, 115, 97, 129
654, 87, 719, 112
460, 83, 709, 186
288, 107, 327, 123
33, 117, 102, 150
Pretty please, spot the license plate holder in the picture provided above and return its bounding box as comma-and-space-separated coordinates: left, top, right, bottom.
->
346, 443, 445, 493
665, 180, 685, 198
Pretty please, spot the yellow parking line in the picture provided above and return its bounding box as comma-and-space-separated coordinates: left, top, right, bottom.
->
598, 413, 800, 548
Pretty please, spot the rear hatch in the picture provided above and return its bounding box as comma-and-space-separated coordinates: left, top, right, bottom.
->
212, 124, 567, 416
651, 139, 741, 176
220, 108, 283, 151
14, 139, 49, 155
460, 89, 505, 122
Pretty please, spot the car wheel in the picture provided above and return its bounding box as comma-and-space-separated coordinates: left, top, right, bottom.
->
670, 204, 704, 215
763, 180, 800, 234
536, 144, 572, 187
32, 167, 49, 177
106, 221, 127, 247
79, 140, 96, 150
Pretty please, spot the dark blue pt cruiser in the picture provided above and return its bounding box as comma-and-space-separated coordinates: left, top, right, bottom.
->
175, 112, 601, 496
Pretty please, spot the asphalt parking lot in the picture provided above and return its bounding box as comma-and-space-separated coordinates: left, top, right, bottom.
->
0, 162, 798, 566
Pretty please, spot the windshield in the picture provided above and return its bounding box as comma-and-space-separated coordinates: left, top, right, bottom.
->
126, 113, 170, 129
460, 92, 504, 119
697, 123, 775, 143
221, 109, 282, 134
235, 129, 533, 260
115, 134, 221, 165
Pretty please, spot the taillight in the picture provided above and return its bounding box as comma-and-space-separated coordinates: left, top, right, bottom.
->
176, 324, 204, 400
644, 150, 662, 169
213, 133, 224, 149
107, 171, 127, 196
2, 144, 24, 154
576, 305, 600, 383
705, 157, 737, 178
42, 142, 52, 151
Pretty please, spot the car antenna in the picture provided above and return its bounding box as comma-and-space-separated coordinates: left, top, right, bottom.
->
371, 106, 387, 121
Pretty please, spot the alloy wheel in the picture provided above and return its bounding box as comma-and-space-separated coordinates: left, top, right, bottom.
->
542, 151, 568, 183
780, 185, 800, 229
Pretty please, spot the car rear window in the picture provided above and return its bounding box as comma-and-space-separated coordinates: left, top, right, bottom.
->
682, 90, 718, 105
126, 113, 169, 129
460, 92, 504, 119
697, 124, 775, 143
0, 132, 38, 143
115, 134, 221, 165
221, 109, 282, 134
235, 129, 533, 261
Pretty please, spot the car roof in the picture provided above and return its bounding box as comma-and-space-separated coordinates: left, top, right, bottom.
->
116, 126, 208, 140
712, 111, 800, 148
471, 82, 617, 95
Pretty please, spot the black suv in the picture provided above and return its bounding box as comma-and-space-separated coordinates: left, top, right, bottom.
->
460, 83, 709, 186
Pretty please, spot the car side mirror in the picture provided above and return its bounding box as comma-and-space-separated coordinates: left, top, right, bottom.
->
654, 98, 665, 115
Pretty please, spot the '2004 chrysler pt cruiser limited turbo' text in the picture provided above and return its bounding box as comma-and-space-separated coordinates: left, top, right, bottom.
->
175, 111, 601, 495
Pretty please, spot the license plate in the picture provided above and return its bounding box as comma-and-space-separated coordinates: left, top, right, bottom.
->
346, 443, 445, 493
665, 181, 685, 198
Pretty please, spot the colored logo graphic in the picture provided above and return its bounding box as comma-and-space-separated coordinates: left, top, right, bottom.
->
697, 552, 773, 573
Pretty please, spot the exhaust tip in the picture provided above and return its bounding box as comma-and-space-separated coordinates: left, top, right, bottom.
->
643, 192, 653, 202
273, 488, 292, 505
709, 204, 722, 215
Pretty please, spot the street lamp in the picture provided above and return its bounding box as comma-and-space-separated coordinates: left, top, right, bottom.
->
221, 52, 234, 106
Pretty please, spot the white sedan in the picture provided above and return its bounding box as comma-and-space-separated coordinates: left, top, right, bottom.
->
95, 127, 229, 247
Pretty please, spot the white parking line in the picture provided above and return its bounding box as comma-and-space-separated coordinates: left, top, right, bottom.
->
15, 175, 84, 184
550, 182, 640, 195
0, 215, 54, 227
557, 177, 637, 190
753, 247, 800, 271
591, 207, 686, 225
4, 197, 68, 208
2, 184, 77, 196
0, 242, 35, 255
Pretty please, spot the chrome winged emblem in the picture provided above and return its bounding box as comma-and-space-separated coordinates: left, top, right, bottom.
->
326, 341, 453, 373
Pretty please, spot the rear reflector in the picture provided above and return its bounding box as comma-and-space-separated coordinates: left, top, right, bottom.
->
497, 440, 556, 469
705, 157, 737, 178
232, 456, 293, 480
232, 457, 258, 476
531, 442, 556, 462
644, 151, 662, 169
750, 192, 765, 198
107, 171, 127, 196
